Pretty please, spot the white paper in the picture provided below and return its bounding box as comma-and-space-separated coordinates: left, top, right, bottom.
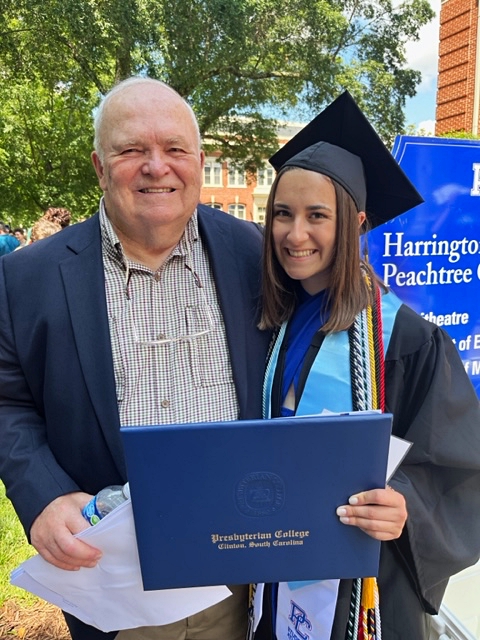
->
11, 500, 231, 632
386, 434, 412, 481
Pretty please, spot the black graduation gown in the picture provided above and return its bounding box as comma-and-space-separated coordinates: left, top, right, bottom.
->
255, 303, 480, 640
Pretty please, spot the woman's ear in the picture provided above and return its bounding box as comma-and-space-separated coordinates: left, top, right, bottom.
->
358, 211, 366, 228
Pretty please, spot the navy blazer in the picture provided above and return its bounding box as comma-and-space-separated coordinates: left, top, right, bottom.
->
0, 204, 270, 539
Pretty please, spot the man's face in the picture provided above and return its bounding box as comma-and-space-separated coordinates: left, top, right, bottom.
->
91, 84, 205, 237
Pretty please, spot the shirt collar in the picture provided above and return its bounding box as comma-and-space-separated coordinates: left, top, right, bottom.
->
99, 196, 199, 269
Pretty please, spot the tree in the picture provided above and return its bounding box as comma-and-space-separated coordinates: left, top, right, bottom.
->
0, 81, 100, 226
0, 0, 434, 224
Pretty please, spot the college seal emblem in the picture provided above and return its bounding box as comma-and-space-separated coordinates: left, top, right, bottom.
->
235, 471, 285, 516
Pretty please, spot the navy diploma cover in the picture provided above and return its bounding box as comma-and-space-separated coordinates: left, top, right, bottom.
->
121, 413, 392, 590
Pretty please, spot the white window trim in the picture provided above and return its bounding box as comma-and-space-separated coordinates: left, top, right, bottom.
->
203, 157, 223, 187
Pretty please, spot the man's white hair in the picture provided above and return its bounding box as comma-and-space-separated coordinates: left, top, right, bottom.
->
93, 76, 202, 162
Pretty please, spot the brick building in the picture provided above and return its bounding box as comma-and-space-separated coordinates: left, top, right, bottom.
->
436, 0, 480, 135
200, 123, 302, 222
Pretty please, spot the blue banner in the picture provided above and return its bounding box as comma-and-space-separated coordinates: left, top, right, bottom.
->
367, 136, 480, 398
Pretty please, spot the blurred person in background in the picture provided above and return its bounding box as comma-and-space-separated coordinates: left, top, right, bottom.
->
42, 206, 72, 229
13, 227, 27, 247
0, 222, 20, 255
30, 218, 62, 243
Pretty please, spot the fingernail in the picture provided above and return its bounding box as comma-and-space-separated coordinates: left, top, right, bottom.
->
339, 516, 350, 524
349, 495, 359, 505
336, 507, 347, 516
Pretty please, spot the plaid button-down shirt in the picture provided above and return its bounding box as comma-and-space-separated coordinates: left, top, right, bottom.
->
100, 199, 239, 427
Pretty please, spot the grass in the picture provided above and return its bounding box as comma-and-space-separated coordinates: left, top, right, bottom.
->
0, 482, 70, 639
0, 482, 37, 607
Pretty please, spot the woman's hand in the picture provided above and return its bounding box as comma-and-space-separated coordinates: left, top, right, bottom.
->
336, 486, 407, 541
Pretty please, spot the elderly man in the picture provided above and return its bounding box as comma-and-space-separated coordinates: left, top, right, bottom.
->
0, 77, 270, 640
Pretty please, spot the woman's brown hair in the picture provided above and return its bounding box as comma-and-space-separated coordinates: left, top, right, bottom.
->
259, 166, 384, 332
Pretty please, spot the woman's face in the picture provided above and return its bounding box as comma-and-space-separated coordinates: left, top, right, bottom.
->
272, 168, 337, 294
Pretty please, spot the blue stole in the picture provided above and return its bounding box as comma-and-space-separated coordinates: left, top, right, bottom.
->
263, 290, 402, 418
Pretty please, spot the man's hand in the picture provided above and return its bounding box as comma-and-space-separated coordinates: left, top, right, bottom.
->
336, 486, 407, 541
30, 492, 103, 570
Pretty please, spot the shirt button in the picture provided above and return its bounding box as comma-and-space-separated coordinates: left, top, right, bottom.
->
161, 399, 170, 409
154, 273, 161, 282
156, 333, 166, 340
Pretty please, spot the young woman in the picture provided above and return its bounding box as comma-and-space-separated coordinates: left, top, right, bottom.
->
253, 92, 480, 640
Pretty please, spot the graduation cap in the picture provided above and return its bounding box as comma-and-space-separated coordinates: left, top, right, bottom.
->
269, 91, 424, 227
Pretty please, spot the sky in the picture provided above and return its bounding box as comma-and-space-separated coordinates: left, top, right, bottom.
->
403, 0, 441, 134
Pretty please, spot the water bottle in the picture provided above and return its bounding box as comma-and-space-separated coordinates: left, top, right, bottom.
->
82, 483, 130, 525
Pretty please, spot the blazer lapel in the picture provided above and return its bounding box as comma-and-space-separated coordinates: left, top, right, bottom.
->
198, 207, 251, 415
59, 217, 125, 476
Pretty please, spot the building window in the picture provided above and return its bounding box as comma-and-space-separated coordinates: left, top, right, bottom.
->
228, 165, 246, 187
203, 158, 223, 186
255, 206, 266, 225
257, 166, 274, 187
228, 204, 246, 219
209, 203, 223, 209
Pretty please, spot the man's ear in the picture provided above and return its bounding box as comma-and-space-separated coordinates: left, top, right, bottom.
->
91, 151, 107, 190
